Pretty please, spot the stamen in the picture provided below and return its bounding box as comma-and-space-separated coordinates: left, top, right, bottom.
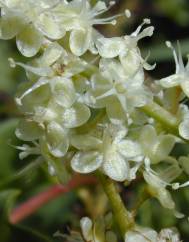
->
96, 88, 116, 99
165, 41, 180, 73
16, 78, 49, 106
131, 18, 151, 37
177, 40, 185, 71
93, 13, 124, 25
172, 180, 189, 189
8, 58, 53, 77
8, 142, 40, 160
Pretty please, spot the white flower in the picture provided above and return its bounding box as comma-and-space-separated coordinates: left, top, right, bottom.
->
71, 124, 142, 181
125, 226, 181, 242
85, 58, 152, 123
54, 0, 123, 56
80, 216, 117, 242
0, 0, 65, 56
16, 98, 90, 158
11, 43, 88, 106
96, 18, 155, 74
158, 228, 181, 242
160, 41, 189, 97
125, 227, 158, 242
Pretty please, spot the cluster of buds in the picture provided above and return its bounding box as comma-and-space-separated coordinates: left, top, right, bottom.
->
1, 0, 189, 241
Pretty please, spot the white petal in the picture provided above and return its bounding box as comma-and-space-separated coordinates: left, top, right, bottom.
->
127, 87, 152, 109
103, 152, 129, 182
50, 77, 76, 108
71, 151, 103, 173
96, 37, 125, 58
70, 29, 91, 56
156, 187, 175, 209
37, 13, 65, 39
139, 125, 157, 152
179, 120, 189, 140
117, 140, 142, 158
41, 42, 63, 66
159, 228, 180, 241
154, 135, 175, 162
125, 231, 147, 242
71, 134, 102, 150
119, 49, 141, 76
80, 217, 93, 241
158, 157, 182, 183
106, 98, 127, 124
0, 13, 24, 39
125, 229, 157, 242
62, 103, 90, 128
15, 119, 42, 141
143, 170, 167, 188
99, 58, 125, 81
16, 24, 43, 57
160, 74, 181, 88
46, 122, 69, 157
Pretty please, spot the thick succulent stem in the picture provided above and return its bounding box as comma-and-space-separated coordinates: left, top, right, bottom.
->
97, 172, 134, 237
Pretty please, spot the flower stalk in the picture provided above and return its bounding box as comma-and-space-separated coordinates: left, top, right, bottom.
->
97, 172, 134, 237
141, 101, 179, 134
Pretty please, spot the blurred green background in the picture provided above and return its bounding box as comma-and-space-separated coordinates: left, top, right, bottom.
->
1, 0, 189, 241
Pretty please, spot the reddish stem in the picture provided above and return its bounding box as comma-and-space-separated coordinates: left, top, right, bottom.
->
9, 175, 96, 224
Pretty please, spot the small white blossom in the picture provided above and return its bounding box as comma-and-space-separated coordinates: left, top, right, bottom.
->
125, 226, 181, 242
85, 58, 152, 123
0, 0, 65, 56
54, 0, 124, 56
80, 216, 117, 242
11, 43, 87, 106
96, 18, 155, 74
71, 124, 142, 181
160, 41, 189, 97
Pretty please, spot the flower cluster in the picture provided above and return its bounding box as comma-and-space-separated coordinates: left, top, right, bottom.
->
2, 0, 189, 240
2, 0, 189, 206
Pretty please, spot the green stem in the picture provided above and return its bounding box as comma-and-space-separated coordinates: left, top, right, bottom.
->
97, 172, 134, 237
141, 102, 179, 134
